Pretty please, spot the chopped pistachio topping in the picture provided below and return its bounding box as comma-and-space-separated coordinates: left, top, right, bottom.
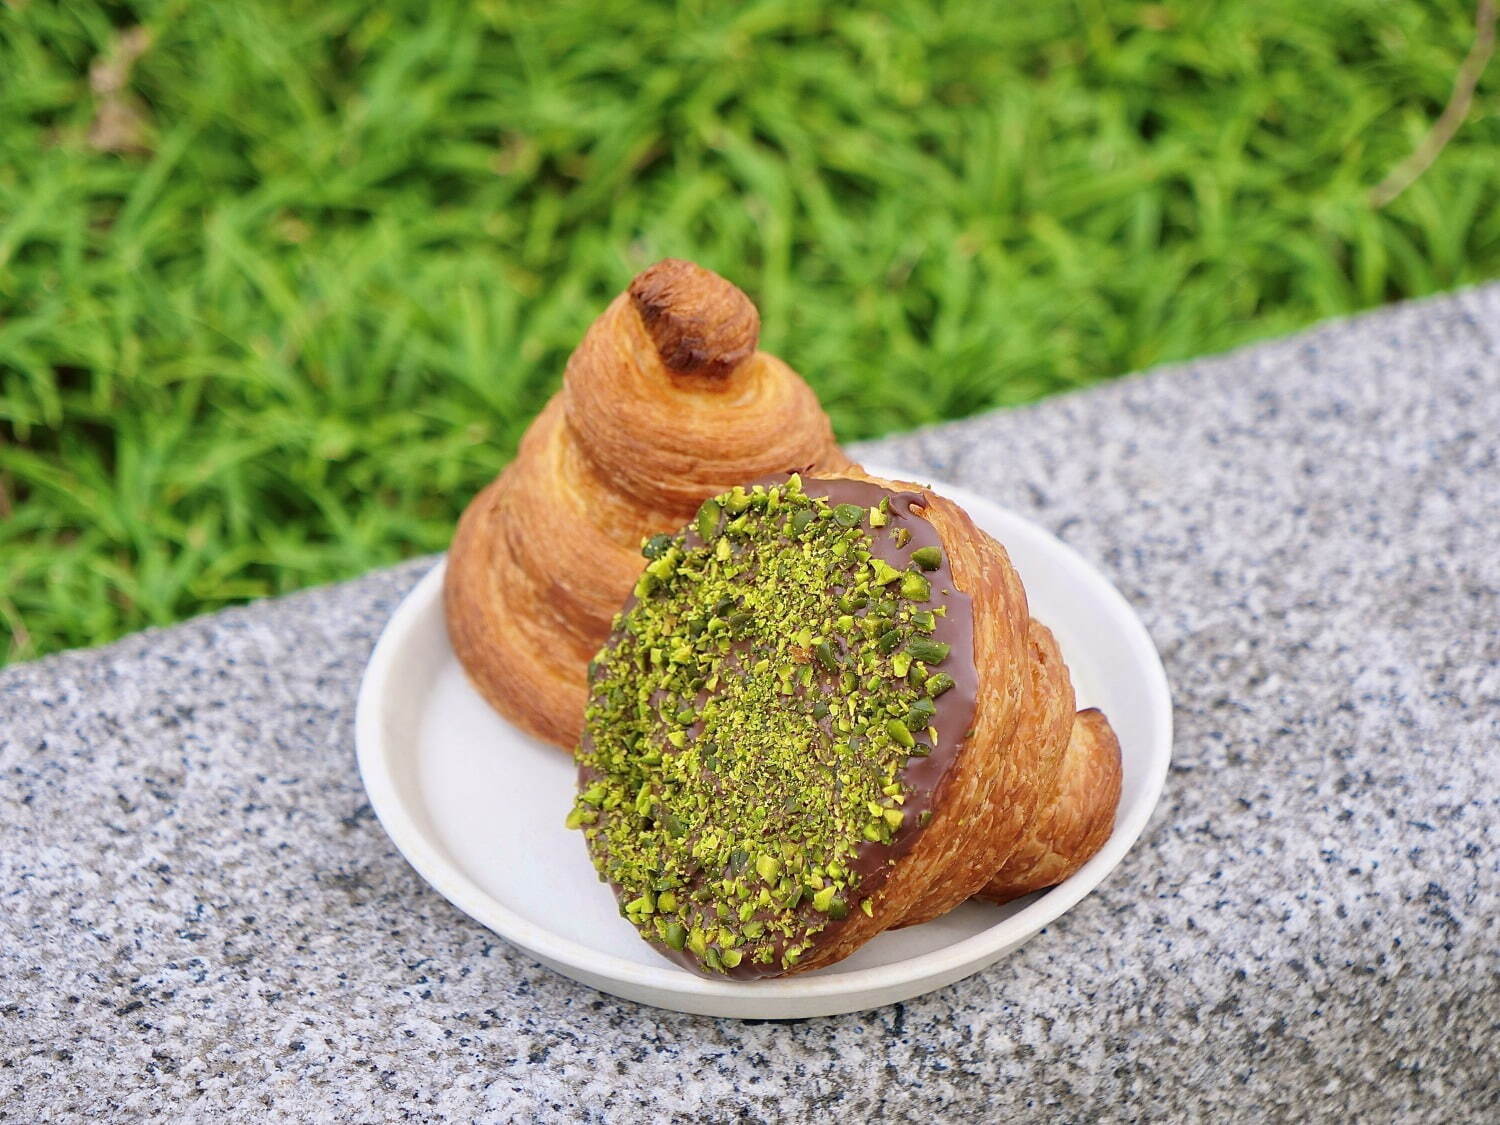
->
910, 546, 943, 571
833, 503, 865, 528
696, 498, 722, 542
571, 476, 960, 975
925, 672, 956, 697
900, 571, 931, 602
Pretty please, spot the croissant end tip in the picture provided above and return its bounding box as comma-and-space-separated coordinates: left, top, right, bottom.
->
628, 258, 761, 379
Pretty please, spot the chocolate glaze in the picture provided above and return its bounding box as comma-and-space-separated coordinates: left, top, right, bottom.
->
577, 473, 979, 980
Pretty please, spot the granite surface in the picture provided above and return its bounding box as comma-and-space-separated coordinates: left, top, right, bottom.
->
3, 286, 1498, 1122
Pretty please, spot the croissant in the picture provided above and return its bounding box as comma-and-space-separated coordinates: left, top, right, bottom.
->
570, 471, 1122, 978
445, 260, 852, 747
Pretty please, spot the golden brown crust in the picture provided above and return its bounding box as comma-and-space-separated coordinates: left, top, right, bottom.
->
888, 617, 1076, 929
628, 259, 759, 378
444, 260, 850, 748
977, 708, 1124, 903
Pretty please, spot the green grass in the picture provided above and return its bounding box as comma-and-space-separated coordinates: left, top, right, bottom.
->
2, 0, 1498, 664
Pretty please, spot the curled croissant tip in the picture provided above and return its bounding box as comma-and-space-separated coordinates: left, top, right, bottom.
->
628, 258, 760, 378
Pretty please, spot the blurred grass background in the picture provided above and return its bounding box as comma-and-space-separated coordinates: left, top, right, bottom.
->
2, 0, 1498, 663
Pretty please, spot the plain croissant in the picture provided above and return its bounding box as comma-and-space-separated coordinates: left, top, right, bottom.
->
445, 259, 852, 748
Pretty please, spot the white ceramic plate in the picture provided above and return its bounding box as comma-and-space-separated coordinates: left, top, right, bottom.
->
356, 468, 1172, 1019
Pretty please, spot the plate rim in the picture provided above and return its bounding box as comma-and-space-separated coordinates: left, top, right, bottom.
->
355, 469, 1173, 1008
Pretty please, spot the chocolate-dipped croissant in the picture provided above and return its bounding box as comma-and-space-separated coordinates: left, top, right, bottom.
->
569, 472, 1121, 978
445, 260, 852, 747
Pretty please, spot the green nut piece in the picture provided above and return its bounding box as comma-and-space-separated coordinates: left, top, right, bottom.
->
642, 533, 674, 560
925, 672, 956, 697
905, 638, 951, 665
900, 571, 931, 602
910, 546, 943, 571
812, 884, 838, 912
906, 697, 937, 728
833, 503, 865, 528
697, 497, 723, 541
886, 718, 915, 748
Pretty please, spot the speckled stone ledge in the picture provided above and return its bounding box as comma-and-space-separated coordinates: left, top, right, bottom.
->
2, 286, 1497, 1122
